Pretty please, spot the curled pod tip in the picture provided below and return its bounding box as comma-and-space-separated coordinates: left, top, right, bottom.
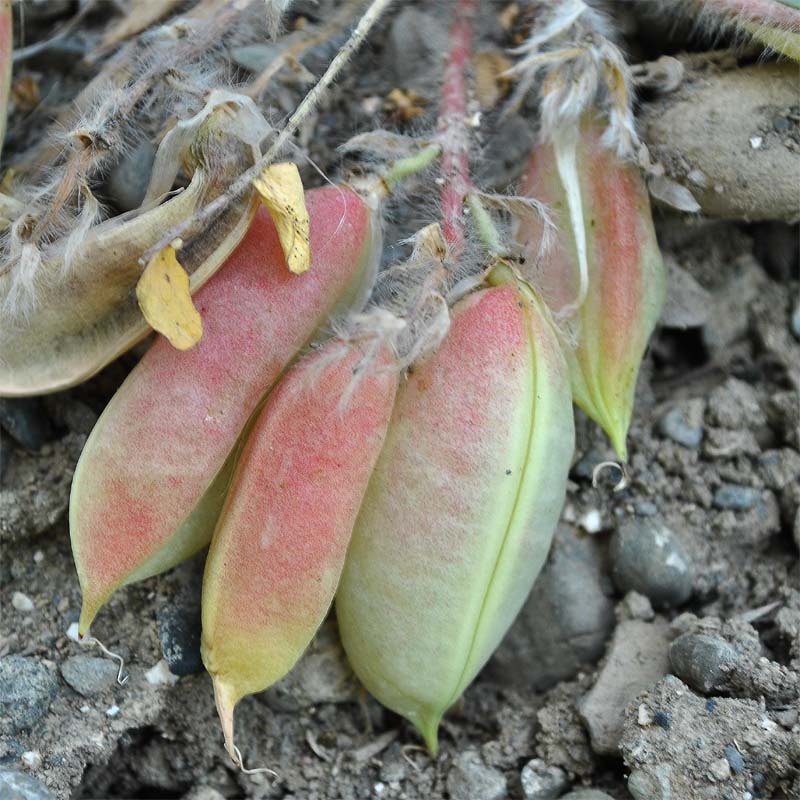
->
201, 342, 398, 764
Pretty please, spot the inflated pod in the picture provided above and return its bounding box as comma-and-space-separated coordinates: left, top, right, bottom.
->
201, 341, 397, 764
336, 281, 574, 754
517, 116, 665, 461
70, 186, 378, 635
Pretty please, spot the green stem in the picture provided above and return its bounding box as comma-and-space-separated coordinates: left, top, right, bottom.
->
465, 193, 510, 258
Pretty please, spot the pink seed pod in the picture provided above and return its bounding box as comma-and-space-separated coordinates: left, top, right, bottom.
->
336, 283, 574, 754
201, 341, 397, 766
517, 115, 665, 461
70, 186, 379, 636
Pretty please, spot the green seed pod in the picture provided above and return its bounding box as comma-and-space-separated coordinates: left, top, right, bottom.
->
336, 280, 574, 753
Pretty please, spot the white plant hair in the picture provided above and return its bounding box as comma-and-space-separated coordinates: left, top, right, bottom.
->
506, 0, 638, 158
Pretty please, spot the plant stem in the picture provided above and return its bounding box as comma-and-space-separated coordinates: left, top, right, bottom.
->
142, 0, 395, 266
437, 0, 477, 257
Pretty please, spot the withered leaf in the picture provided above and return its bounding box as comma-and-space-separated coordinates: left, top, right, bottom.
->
252, 162, 310, 275
136, 244, 203, 350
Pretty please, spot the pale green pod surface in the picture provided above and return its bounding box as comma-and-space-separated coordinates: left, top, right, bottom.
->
336, 284, 574, 753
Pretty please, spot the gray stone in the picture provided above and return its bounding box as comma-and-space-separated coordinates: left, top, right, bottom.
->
627, 767, 671, 800
0, 768, 54, 800
669, 633, 739, 694
713, 484, 761, 511
106, 139, 156, 212
520, 758, 568, 800
609, 519, 693, 608
792, 299, 800, 341
447, 751, 507, 800
158, 556, 204, 676
660, 260, 712, 329
489, 524, 615, 690
60, 655, 119, 697
0, 656, 58, 734
724, 744, 745, 774
658, 400, 704, 448
579, 619, 671, 756
181, 790, 226, 800
0, 398, 55, 450
561, 791, 614, 800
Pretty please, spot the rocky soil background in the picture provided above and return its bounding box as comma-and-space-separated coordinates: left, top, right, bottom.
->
1, 1, 799, 799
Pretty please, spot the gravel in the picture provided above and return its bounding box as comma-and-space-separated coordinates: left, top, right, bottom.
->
712, 484, 761, 511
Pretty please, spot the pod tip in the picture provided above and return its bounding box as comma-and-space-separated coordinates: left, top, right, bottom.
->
416, 713, 442, 757
212, 676, 239, 766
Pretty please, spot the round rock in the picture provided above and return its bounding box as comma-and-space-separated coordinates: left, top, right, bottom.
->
0, 656, 58, 734
561, 791, 614, 800
447, 751, 507, 800
610, 519, 693, 608
669, 633, 739, 694
60, 655, 119, 697
520, 758, 568, 800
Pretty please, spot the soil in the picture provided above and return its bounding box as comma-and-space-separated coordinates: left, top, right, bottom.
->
1, 2, 798, 800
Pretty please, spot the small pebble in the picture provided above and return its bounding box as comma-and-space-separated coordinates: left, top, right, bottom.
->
520, 758, 568, 800
447, 751, 507, 800
578, 509, 602, 534
610, 519, 693, 607
33, 551, 43, 564
60, 655, 119, 697
713, 484, 761, 510
634, 501, 658, 517
12, 592, 34, 612
724, 744, 745, 774
21, 750, 41, 769
669, 633, 739, 694
621, 591, 655, 622
145, 659, 179, 686
709, 757, 731, 781
561, 791, 614, 800
658, 401, 704, 448
791, 301, 800, 340
66, 623, 80, 642
105, 704, 120, 717
628, 768, 668, 800
0, 398, 56, 451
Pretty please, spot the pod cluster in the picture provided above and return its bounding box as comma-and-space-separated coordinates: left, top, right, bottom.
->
70, 157, 663, 760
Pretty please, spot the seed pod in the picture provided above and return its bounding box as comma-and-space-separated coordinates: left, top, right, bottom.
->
336, 282, 574, 754
202, 342, 397, 764
70, 186, 379, 635
517, 115, 665, 461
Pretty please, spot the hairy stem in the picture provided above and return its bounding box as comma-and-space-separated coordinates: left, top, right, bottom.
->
142, 0, 395, 265
438, 0, 477, 256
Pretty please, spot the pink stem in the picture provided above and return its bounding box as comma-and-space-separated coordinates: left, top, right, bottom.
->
438, 0, 478, 256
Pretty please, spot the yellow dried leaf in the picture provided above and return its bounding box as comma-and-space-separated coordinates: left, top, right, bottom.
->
136, 245, 203, 350
252, 162, 310, 275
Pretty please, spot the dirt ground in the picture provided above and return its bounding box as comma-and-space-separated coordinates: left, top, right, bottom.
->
1, 2, 798, 799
